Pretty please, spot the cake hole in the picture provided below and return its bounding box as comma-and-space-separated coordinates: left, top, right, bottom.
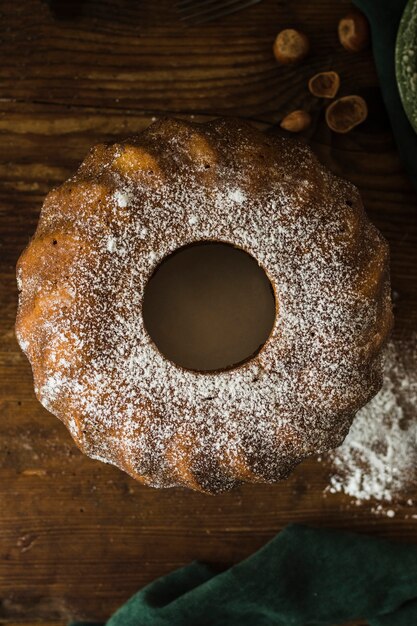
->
52, 239, 58, 246
345, 199, 353, 207
203, 163, 211, 169
142, 241, 276, 372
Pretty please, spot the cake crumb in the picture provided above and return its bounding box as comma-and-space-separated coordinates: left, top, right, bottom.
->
113, 190, 132, 208
106, 236, 117, 253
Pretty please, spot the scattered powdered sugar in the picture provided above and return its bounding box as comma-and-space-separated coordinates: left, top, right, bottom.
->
16, 119, 391, 492
327, 337, 417, 503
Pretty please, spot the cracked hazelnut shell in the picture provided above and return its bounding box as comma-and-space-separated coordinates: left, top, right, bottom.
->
308, 71, 340, 99
325, 96, 368, 133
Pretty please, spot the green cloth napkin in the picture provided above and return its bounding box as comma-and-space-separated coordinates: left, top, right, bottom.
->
71, 524, 417, 626
353, 0, 417, 186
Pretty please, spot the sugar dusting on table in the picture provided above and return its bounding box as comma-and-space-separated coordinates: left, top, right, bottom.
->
326, 336, 417, 509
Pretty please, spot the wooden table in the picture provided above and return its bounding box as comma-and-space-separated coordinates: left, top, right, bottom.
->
1, 0, 416, 623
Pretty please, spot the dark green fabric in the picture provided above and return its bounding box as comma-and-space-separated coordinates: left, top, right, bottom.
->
70, 524, 417, 626
353, 0, 417, 186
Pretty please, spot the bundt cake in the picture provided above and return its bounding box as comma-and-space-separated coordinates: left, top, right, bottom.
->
15, 117, 392, 493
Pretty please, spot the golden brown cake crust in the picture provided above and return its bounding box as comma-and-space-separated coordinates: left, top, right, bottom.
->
16, 118, 392, 493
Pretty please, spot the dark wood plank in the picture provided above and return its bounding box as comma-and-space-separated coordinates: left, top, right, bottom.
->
1, 0, 416, 622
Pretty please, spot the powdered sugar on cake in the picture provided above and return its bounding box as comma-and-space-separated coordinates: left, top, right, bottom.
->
15, 119, 392, 492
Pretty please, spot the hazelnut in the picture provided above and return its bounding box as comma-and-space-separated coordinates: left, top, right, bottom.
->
308, 71, 340, 99
273, 29, 310, 64
325, 96, 368, 133
338, 11, 370, 52
280, 110, 312, 133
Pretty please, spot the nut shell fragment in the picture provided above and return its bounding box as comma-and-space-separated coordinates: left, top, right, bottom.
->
326, 96, 368, 133
308, 71, 340, 99
280, 110, 312, 133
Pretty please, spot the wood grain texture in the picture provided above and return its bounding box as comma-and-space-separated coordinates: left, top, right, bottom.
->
0, 0, 416, 622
